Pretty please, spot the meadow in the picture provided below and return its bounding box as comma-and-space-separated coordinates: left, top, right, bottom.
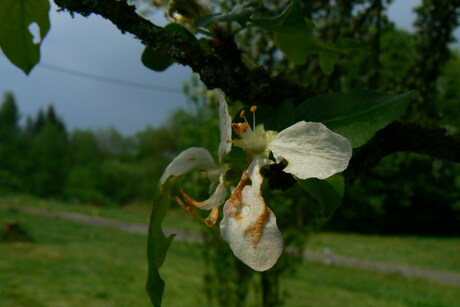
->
1, 196, 460, 306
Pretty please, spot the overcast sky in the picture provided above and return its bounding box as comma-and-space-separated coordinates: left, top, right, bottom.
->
0, 0, 458, 135
0, 2, 192, 135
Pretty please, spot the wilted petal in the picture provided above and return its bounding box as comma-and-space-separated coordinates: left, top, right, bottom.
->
220, 158, 282, 271
160, 147, 217, 185
202, 172, 227, 209
184, 173, 227, 210
217, 91, 232, 164
268, 121, 352, 180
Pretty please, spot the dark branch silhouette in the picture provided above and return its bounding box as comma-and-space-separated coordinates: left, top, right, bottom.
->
346, 122, 460, 181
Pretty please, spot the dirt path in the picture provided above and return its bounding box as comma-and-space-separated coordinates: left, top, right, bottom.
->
3, 205, 460, 286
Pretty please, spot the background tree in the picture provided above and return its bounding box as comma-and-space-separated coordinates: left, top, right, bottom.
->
0, 93, 25, 191
64, 130, 108, 205
27, 106, 69, 197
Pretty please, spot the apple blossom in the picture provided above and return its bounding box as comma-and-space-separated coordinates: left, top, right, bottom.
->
160, 93, 352, 272
219, 106, 352, 271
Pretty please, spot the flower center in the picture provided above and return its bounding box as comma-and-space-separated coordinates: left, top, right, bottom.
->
232, 106, 277, 156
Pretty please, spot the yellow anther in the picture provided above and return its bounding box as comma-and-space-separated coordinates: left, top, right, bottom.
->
232, 123, 249, 135
239, 110, 245, 119
250, 106, 258, 112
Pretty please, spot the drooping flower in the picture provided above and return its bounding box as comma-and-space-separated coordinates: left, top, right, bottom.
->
160, 93, 352, 272
159, 90, 232, 225
218, 107, 352, 271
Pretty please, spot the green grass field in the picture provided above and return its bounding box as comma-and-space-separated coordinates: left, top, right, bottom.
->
2, 195, 460, 274
1, 196, 460, 306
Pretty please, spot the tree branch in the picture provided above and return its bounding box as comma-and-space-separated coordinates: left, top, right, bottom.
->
53, 0, 315, 106
345, 122, 460, 181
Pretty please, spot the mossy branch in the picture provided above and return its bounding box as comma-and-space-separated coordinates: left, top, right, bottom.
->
53, 0, 315, 106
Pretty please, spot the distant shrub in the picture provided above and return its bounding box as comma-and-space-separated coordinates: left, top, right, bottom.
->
1, 220, 34, 243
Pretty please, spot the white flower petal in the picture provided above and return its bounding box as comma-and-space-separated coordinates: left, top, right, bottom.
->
220, 158, 282, 271
206, 168, 221, 192
160, 147, 217, 185
220, 187, 283, 271
199, 173, 227, 210
246, 156, 272, 189
268, 121, 352, 180
217, 91, 232, 164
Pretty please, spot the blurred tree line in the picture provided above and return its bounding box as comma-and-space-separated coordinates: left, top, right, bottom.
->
0, 79, 222, 208
0, 92, 170, 206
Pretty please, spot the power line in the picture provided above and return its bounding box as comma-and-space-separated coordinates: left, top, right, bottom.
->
38, 62, 184, 94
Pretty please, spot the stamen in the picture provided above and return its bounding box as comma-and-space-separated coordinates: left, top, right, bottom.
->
176, 195, 219, 228
239, 110, 245, 119
176, 196, 206, 224
250, 106, 258, 131
180, 189, 212, 209
223, 171, 249, 219
232, 122, 249, 135
204, 208, 219, 227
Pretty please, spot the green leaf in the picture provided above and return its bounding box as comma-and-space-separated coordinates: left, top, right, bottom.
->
146, 184, 175, 307
298, 174, 345, 218
195, 13, 223, 28
251, 0, 313, 36
142, 23, 195, 71
296, 91, 414, 148
142, 47, 174, 72
195, 4, 255, 27
0, 0, 50, 74
164, 23, 196, 41
273, 34, 338, 71
272, 34, 306, 64
251, 1, 363, 73
318, 49, 338, 75
251, 0, 341, 73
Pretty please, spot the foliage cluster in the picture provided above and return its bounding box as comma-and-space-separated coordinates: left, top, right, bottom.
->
0, 79, 226, 207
